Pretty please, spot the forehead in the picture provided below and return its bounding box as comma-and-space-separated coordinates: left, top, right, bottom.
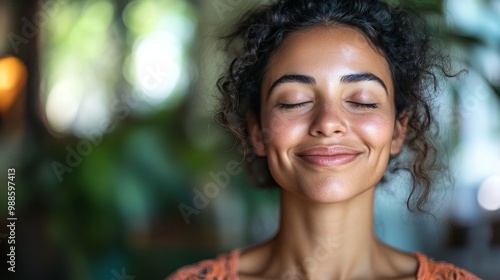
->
263, 26, 393, 93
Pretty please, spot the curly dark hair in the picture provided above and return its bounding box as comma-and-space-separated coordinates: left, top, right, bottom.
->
215, 0, 454, 212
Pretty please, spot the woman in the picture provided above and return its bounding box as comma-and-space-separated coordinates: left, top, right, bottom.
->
168, 0, 479, 279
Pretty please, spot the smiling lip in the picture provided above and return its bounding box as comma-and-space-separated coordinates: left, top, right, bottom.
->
297, 146, 362, 167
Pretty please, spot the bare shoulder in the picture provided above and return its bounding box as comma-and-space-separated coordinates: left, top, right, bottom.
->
380, 246, 420, 280
238, 242, 276, 280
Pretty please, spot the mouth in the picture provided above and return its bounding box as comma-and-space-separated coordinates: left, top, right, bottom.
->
296, 146, 362, 168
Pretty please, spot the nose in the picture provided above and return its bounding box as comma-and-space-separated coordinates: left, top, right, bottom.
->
309, 102, 347, 137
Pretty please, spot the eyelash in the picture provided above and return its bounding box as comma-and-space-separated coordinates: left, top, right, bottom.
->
278, 102, 310, 109
279, 102, 378, 109
349, 102, 378, 109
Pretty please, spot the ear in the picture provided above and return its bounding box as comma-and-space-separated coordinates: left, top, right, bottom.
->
246, 112, 267, 157
390, 111, 408, 156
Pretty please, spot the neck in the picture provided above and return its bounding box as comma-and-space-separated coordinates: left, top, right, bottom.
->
266, 188, 383, 279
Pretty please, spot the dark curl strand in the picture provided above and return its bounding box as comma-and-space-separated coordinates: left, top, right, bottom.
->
215, 0, 456, 212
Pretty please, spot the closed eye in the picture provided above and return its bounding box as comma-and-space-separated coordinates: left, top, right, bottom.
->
279, 102, 311, 109
349, 102, 378, 109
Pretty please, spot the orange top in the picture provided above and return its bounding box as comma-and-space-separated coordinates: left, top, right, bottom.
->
166, 249, 480, 280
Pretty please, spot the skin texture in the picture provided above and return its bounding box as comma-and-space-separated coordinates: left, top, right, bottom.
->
240, 26, 416, 279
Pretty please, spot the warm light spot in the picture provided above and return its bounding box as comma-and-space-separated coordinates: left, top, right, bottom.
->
477, 176, 500, 211
0, 56, 27, 112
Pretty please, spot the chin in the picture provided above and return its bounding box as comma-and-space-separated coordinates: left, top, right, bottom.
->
285, 178, 373, 204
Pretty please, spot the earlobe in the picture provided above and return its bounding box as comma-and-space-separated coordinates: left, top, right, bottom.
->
246, 112, 267, 157
390, 112, 408, 155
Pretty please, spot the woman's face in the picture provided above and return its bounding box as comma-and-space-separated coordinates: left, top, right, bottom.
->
248, 26, 407, 203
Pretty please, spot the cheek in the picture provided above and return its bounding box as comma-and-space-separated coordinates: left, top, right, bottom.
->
262, 112, 308, 147
353, 114, 394, 146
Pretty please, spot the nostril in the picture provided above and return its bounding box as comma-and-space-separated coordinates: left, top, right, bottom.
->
309, 110, 347, 137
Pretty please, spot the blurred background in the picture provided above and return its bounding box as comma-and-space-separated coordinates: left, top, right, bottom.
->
0, 0, 499, 279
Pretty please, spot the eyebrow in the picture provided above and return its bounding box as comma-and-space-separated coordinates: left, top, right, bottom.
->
267, 72, 388, 96
268, 74, 316, 96
340, 72, 388, 94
